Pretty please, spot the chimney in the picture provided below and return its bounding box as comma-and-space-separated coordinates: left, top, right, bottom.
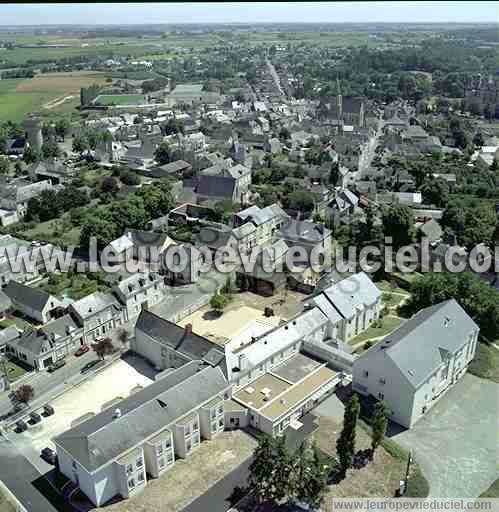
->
113, 408, 122, 419
184, 323, 193, 335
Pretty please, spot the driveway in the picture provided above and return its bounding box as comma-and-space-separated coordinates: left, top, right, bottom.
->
392, 374, 498, 498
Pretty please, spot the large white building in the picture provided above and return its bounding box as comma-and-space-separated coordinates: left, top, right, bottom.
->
53, 362, 230, 507
352, 299, 479, 429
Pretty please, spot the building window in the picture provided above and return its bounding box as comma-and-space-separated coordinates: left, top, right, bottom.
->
158, 457, 165, 469
218, 418, 224, 428
378, 392, 384, 400
157, 444, 163, 456
128, 478, 135, 489
186, 441, 191, 453
211, 421, 217, 432
137, 472, 145, 484
364, 371, 369, 378
379, 378, 386, 385
218, 405, 223, 415
185, 426, 190, 437
136, 457, 143, 468
165, 438, 171, 449
193, 421, 199, 431
211, 409, 217, 419
126, 464, 133, 476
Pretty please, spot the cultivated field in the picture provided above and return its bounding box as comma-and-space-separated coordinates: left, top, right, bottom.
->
0, 71, 108, 121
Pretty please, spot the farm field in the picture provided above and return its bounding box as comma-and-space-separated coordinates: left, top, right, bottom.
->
0, 71, 109, 120
94, 93, 146, 106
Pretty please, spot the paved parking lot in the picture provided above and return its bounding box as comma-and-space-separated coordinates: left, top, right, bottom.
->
10, 356, 154, 460
392, 374, 498, 498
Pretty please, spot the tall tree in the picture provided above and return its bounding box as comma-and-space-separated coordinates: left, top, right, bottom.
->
92, 337, 115, 360
154, 142, 172, 165
336, 394, 360, 475
371, 402, 388, 457
249, 436, 278, 504
294, 441, 329, 509
15, 384, 34, 404
382, 204, 415, 250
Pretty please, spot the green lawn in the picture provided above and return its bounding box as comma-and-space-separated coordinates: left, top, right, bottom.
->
468, 341, 499, 383
2, 359, 28, 382
94, 94, 146, 106
382, 292, 406, 309
350, 315, 405, 346
480, 477, 499, 497
0, 316, 33, 330
19, 214, 81, 247
376, 280, 409, 295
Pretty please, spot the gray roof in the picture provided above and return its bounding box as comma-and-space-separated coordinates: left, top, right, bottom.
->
278, 219, 331, 244
70, 292, 120, 320
155, 160, 191, 174
236, 203, 287, 226
54, 362, 228, 473
0, 290, 12, 313
135, 310, 226, 372
364, 299, 478, 389
41, 314, 79, 340
3, 281, 52, 313
196, 175, 235, 200
10, 328, 54, 356
313, 272, 381, 320
0, 326, 20, 347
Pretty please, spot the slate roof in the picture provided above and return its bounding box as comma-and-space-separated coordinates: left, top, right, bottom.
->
364, 299, 478, 389
135, 309, 227, 373
278, 219, 331, 244
3, 281, 53, 313
312, 272, 381, 320
0, 290, 12, 314
10, 329, 55, 357
154, 160, 191, 175
0, 326, 20, 347
196, 175, 235, 200
41, 314, 79, 340
53, 362, 228, 473
236, 204, 288, 226
70, 292, 120, 321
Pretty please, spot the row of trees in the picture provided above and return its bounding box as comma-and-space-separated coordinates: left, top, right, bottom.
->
402, 271, 499, 341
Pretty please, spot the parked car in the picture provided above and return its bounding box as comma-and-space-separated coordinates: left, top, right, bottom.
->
40, 447, 57, 465
74, 345, 89, 357
30, 412, 41, 424
47, 359, 66, 373
43, 404, 54, 416
80, 359, 100, 374
15, 420, 28, 432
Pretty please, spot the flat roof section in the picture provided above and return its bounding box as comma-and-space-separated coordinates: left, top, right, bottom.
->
271, 353, 322, 384
234, 373, 291, 411
261, 366, 338, 421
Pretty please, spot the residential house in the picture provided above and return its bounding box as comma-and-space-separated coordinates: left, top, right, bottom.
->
352, 299, 479, 428
112, 273, 167, 322
69, 292, 124, 343
0, 325, 19, 354
53, 361, 230, 507
3, 281, 63, 324
277, 219, 332, 259
309, 272, 382, 343
197, 164, 252, 204
234, 204, 289, 246
133, 309, 227, 375
6, 315, 82, 370
0, 178, 53, 219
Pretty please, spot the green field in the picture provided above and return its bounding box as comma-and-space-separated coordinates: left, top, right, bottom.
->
94, 93, 146, 106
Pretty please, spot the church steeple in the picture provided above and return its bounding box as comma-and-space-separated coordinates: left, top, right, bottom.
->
336, 77, 343, 121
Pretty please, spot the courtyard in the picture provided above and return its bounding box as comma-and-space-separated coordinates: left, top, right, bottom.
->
85, 430, 258, 512
178, 304, 281, 346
